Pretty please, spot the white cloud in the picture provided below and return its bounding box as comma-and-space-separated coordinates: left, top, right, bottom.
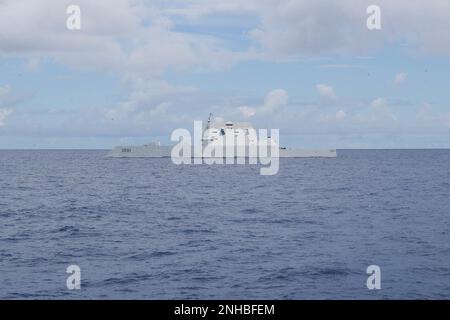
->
1, 0, 450, 144
280, 95, 401, 133
161, 0, 256, 20
0, 85, 15, 127
248, 0, 450, 57
416, 103, 433, 122
238, 89, 288, 118
336, 110, 346, 120
415, 102, 450, 129
0, 0, 255, 76
260, 89, 288, 115
394, 72, 408, 85
371, 98, 387, 110
316, 84, 337, 100
0, 0, 261, 135
238, 106, 256, 118
25, 57, 41, 72
102, 78, 199, 129
4, 0, 450, 75
371, 98, 397, 123
0, 108, 14, 127
0, 85, 12, 98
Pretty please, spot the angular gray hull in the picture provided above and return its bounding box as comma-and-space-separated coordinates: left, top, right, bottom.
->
106, 145, 337, 158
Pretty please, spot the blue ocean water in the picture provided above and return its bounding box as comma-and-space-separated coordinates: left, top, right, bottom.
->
0, 149, 449, 299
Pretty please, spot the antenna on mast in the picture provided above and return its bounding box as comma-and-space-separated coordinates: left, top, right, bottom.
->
206, 113, 213, 130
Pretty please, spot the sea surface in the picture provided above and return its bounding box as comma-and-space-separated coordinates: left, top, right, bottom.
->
0, 149, 449, 299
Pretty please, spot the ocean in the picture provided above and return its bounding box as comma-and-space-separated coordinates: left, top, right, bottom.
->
0, 149, 449, 299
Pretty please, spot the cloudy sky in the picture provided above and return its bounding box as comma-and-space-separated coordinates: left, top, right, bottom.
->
1, 0, 450, 149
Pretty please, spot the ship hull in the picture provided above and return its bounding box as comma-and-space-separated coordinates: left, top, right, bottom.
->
106, 145, 337, 158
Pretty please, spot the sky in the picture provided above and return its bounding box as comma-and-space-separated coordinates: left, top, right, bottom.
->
0, 0, 450, 149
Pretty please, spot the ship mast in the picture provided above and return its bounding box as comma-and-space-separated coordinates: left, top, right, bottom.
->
206, 113, 213, 131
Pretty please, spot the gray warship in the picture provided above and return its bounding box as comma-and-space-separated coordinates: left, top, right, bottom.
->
107, 114, 337, 158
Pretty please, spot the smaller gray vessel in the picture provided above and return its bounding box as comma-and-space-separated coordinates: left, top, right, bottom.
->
107, 114, 337, 158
